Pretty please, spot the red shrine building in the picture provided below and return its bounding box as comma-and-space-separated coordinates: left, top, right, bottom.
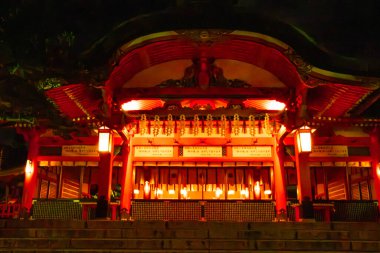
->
1, 3, 379, 222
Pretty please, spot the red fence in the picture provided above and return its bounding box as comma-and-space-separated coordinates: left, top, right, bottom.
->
0, 203, 21, 219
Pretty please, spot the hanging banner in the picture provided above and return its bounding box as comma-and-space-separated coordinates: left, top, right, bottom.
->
310, 145, 348, 157
134, 146, 174, 157
62, 145, 98, 156
232, 146, 272, 158
183, 146, 223, 157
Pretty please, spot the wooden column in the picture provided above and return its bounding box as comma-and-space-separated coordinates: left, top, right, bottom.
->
98, 151, 113, 202
273, 138, 287, 215
294, 144, 312, 202
370, 129, 380, 211
21, 129, 40, 212
120, 140, 134, 214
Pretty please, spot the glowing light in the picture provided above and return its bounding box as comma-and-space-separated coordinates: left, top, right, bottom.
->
254, 181, 261, 199
121, 99, 165, 111
278, 125, 287, 137
377, 164, 380, 177
243, 99, 286, 111
241, 187, 249, 199
180, 188, 188, 199
168, 189, 175, 195
143, 181, 151, 199
296, 126, 312, 153
154, 188, 163, 199
121, 100, 140, 111
228, 190, 235, 195
264, 189, 272, 195
133, 189, 140, 194
267, 100, 286, 110
215, 187, 223, 199
25, 160, 33, 174
98, 126, 112, 153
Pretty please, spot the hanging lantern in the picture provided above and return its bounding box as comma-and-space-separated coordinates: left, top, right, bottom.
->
296, 126, 312, 153
98, 126, 113, 153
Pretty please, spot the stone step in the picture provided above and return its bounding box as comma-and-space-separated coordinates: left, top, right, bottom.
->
331, 222, 380, 231
0, 251, 366, 253
1, 227, 379, 241
1, 220, 379, 252
3, 220, 378, 232
1, 220, 334, 230
0, 238, 379, 252
257, 240, 380, 252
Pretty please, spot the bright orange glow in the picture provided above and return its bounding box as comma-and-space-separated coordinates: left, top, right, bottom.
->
264, 189, 272, 195
215, 187, 223, 199
154, 188, 163, 198
240, 187, 249, 199
243, 99, 286, 111
377, 164, 380, 177
144, 181, 150, 199
121, 99, 165, 111
122, 100, 140, 111
25, 160, 33, 174
296, 126, 312, 153
98, 126, 112, 153
180, 188, 188, 199
228, 190, 235, 195
267, 100, 286, 110
133, 189, 140, 194
254, 181, 261, 199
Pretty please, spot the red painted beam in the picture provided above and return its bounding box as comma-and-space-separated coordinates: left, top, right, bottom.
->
284, 136, 370, 147
115, 87, 289, 101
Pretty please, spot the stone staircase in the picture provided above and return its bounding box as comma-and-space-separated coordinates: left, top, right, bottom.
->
0, 219, 379, 252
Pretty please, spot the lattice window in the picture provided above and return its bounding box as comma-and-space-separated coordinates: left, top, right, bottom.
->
360, 181, 370, 200
39, 180, 49, 198
351, 183, 360, 200
32, 200, 82, 219
48, 182, 57, 199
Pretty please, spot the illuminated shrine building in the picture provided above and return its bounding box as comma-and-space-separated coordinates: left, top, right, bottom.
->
1, 2, 379, 222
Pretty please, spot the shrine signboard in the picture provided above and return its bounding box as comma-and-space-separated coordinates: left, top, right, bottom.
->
183, 146, 223, 157
134, 146, 174, 157
232, 146, 272, 158
62, 145, 98, 156
310, 145, 348, 157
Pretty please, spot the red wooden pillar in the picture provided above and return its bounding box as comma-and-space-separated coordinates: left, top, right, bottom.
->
120, 140, 134, 214
273, 139, 287, 215
294, 145, 312, 202
98, 151, 113, 202
21, 129, 40, 212
370, 129, 380, 211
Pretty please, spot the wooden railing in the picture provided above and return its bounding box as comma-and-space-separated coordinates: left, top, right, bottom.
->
2, 199, 376, 222
131, 200, 276, 222
288, 200, 379, 222
0, 203, 21, 219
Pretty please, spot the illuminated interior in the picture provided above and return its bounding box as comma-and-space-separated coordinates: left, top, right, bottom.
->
133, 166, 272, 200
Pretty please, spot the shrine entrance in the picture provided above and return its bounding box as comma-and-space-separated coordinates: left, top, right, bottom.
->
133, 164, 273, 201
